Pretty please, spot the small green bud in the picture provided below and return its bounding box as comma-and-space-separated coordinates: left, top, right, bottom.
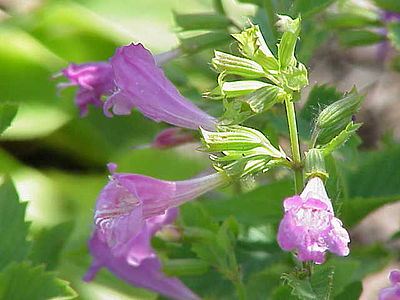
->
277, 15, 301, 70
212, 51, 266, 78
314, 88, 365, 145
282, 62, 308, 91
155, 225, 182, 242
231, 25, 279, 72
163, 259, 210, 276
304, 149, 328, 180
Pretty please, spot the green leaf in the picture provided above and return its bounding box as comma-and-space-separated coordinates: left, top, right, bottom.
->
292, 0, 335, 17
203, 180, 292, 225
0, 262, 76, 299
0, 104, 18, 135
374, 0, 400, 12
180, 31, 231, 54
326, 13, 380, 29
0, 178, 30, 270
388, 22, 400, 51
334, 281, 362, 300
338, 30, 384, 47
342, 195, 399, 227
300, 84, 343, 123
162, 259, 210, 276
283, 266, 334, 300
29, 221, 74, 270
346, 145, 400, 198
174, 13, 230, 31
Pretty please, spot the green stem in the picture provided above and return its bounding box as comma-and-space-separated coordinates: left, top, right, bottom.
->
284, 98, 303, 194
227, 250, 247, 300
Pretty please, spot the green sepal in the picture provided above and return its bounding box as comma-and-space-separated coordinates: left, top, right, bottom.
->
201, 125, 286, 158
205, 80, 269, 100
282, 62, 308, 91
304, 149, 328, 180
212, 51, 266, 78
277, 15, 301, 70
319, 122, 362, 154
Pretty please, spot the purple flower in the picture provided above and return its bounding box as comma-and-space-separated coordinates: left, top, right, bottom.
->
277, 177, 350, 264
379, 270, 400, 300
56, 62, 115, 117
104, 43, 217, 130
94, 163, 225, 256
84, 208, 200, 300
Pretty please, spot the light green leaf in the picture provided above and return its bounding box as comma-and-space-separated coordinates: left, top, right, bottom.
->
0, 262, 76, 300
338, 30, 384, 47
0, 179, 30, 270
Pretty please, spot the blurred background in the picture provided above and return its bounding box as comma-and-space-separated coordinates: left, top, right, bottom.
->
0, 0, 399, 299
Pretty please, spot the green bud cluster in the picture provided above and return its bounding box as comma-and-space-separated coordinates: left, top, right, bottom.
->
208, 16, 308, 125
200, 125, 288, 178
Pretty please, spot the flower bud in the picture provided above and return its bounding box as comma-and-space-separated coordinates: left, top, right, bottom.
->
205, 80, 269, 99
231, 25, 279, 72
276, 15, 301, 70
314, 88, 365, 145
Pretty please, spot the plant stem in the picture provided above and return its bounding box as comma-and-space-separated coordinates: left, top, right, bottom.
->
234, 280, 247, 300
284, 98, 303, 194
227, 250, 247, 300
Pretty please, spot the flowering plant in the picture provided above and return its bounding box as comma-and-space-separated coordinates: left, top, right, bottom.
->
0, 1, 399, 300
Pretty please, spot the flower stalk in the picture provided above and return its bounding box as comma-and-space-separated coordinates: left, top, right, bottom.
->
284, 97, 303, 194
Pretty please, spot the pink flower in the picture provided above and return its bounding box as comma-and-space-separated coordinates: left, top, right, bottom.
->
94, 163, 225, 256
277, 177, 350, 264
84, 208, 200, 300
56, 62, 115, 117
104, 43, 216, 130
379, 270, 400, 300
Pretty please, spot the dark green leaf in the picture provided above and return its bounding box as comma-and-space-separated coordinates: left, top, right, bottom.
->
29, 221, 74, 270
292, 0, 335, 17
374, 0, 400, 12
338, 30, 385, 47
0, 104, 18, 135
0, 262, 76, 299
174, 13, 230, 31
0, 178, 30, 270
334, 281, 362, 300
180, 31, 231, 54
203, 180, 293, 225
326, 13, 380, 28
346, 145, 400, 198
